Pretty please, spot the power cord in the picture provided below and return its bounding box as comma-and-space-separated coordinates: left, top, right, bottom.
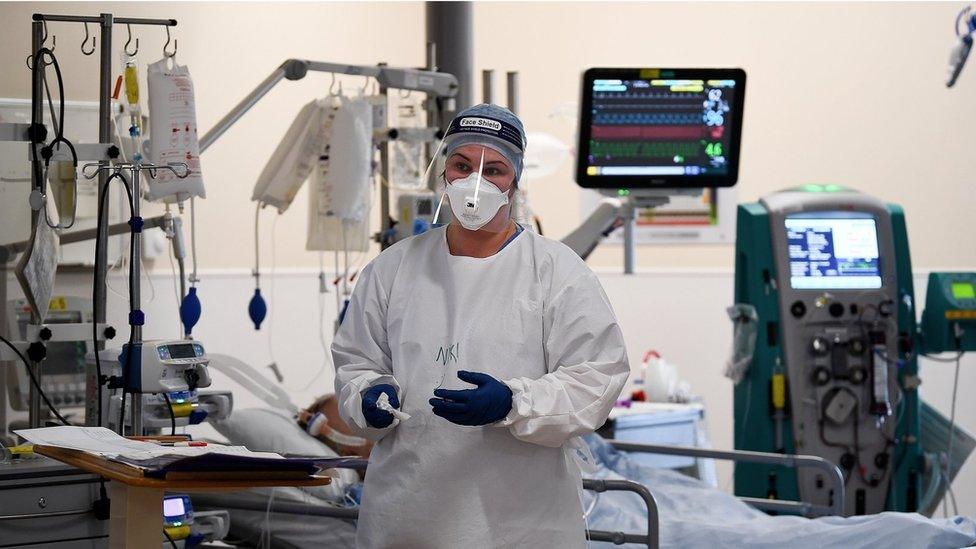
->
162, 392, 177, 436
163, 528, 178, 549
0, 335, 69, 425
91, 171, 134, 431
29, 46, 81, 231
942, 330, 964, 518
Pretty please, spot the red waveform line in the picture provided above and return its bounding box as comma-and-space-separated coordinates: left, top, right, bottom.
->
591, 125, 703, 140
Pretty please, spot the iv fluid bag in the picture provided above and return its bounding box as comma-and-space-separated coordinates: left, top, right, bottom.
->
306, 98, 370, 252
146, 57, 206, 203
251, 99, 330, 213
326, 96, 373, 223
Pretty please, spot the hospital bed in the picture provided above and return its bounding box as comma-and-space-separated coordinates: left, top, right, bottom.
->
193, 357, 975, 548
190, 437, 848, 548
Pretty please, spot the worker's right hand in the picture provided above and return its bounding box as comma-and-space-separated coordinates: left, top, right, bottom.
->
362, 384, 400, 428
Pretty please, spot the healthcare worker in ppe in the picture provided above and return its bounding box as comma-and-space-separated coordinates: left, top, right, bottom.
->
333, 103, 629, 549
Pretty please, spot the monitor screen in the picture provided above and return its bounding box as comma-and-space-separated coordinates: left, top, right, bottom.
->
163, 497, 186, 518
168, 343, 197, 359
576, 68, 746, 189
952, 282, 975, 300
786, 214, 882, 289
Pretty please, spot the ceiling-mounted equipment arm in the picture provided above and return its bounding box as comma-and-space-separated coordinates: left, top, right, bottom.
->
199, 58, 459, 152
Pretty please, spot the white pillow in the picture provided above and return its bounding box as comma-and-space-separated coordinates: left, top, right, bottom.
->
211, 407, 360, 503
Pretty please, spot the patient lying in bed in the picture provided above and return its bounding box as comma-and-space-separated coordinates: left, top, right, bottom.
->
297, 394, 373, 473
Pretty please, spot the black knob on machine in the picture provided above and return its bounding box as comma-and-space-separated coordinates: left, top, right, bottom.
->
812, 366, 832, 386
810, 335, 831, 356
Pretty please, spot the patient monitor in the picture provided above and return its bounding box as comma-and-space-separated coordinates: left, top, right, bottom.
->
733, 185, 973, 516
6, 297, 92, 412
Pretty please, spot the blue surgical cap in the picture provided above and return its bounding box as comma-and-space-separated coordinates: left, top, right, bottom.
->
443, 104, 527, 184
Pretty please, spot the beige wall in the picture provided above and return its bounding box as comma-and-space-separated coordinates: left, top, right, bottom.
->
1, 1, 973, 272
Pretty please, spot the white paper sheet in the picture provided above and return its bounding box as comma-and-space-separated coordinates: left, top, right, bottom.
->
14, 426, 283, 462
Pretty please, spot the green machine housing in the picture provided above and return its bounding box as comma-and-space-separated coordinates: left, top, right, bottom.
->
733, 186, 923, 515
920, 272, 976, 353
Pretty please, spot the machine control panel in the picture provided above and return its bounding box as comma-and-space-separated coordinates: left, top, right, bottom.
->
763, 189, 900, 515
155, 341, 206, 364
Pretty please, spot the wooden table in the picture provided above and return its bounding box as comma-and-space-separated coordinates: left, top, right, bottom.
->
34, 444, 332, 548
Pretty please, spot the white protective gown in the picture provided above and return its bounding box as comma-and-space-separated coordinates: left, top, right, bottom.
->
333, 225, 629, 549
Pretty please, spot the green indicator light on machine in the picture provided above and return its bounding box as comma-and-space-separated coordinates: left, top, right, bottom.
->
824, 184, 844, 193
801, 184, 824, 193
952, 282, 976, 299
618, 189, 630, 197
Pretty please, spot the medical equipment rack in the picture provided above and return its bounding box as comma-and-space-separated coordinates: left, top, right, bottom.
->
0, 13, 185, 434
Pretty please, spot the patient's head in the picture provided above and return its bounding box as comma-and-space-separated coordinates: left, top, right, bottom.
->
298, 394, 374, 458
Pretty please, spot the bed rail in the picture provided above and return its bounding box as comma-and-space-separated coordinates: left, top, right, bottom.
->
582, 478, 659, 548
605, 440, 846, 517
192, 480, 661, 548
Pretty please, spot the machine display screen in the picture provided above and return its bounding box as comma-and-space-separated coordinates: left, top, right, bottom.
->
953, 282, 976, 300
786, 213, 882, 289
576, 68, 746, 189
168, 343, 197, 359
163, 497, 186, 518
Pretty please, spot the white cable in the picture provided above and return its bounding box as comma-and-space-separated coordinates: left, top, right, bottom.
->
266, 215, 279, 366
105, 240, 130, 302
943, 355, 962, 517
189, 197, 199, 285
724, 381, 753, 494
262, 487, 276, 549
112, 116, 130, 163
140, 255, 156, 304
253, 202, 261, 289
167, 240, 181, 338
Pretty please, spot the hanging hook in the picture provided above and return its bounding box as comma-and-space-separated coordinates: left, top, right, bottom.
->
362, 75, 370, 94
163, 26, 178, 58
124, 24, 139, 56
81, 22, 96, 56
26, 23, 55, 70
329, 73, 338, 96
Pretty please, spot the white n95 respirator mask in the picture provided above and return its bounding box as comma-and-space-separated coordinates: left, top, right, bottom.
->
444, 173, 510, 231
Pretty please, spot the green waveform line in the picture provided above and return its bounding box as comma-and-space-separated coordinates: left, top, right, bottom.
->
590, 140, 702, 159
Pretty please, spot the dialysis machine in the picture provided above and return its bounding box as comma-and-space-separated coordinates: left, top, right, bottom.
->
733, 185, 975, 515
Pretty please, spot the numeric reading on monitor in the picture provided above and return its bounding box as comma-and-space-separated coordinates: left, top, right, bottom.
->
587, 78, 736, 177
786, 214, 882, 290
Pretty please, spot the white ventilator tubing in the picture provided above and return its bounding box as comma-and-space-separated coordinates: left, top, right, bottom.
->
207, 353, 298, 415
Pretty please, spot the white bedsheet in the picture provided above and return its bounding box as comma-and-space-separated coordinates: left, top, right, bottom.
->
582, 435, 976, 549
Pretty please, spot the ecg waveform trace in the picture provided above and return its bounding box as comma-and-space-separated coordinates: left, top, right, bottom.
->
589, 140, 702, 159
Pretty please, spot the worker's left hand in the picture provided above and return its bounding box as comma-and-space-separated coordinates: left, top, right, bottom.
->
429, 371, 513, 426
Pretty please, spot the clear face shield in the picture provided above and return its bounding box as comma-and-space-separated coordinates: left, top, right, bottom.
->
427, 144, 513, 233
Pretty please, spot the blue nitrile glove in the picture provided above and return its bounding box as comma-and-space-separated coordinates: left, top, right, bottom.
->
362, 384, 400, 428
429, 371, 513, 426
